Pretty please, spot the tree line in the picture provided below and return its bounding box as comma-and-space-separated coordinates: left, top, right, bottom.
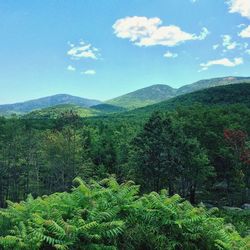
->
0, 104, 249, 208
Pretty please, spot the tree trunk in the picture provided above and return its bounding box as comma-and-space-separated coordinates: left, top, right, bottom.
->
189, 184, 196, 204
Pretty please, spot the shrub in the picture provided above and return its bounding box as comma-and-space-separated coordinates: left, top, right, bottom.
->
0, 177, 249, 249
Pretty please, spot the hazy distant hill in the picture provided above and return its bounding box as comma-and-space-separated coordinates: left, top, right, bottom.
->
106, 76, 250, 109
0, 94, 102, 115
129, 83, 250, 116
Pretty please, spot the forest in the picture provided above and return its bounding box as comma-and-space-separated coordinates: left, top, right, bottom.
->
0, 97, 250, 249
2, 0, 250, 247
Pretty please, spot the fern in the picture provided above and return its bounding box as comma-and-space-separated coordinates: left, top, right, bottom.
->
0, 177, 249, 250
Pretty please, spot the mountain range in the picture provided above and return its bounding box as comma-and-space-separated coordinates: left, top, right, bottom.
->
106, 76, 250, 109
1, 76, 250, 116
0, 94, 101, 115
128, 83, 250, 117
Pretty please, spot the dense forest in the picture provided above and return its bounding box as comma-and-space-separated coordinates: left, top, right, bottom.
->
0, 84, 250, 249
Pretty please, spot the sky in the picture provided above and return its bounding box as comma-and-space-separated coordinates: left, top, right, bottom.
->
0, 0, 250, 104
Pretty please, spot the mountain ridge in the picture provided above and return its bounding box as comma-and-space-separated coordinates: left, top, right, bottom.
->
1, 76, 250, 116
106, 76, 250, 109
126, 82, 250, 117
106, 84, 177, 109
0, 94, 102, 115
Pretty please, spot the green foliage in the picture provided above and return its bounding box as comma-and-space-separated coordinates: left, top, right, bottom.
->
25, 104, 102, 119
132, 111, 213, 203
0, 177, 249, 250
91, 104, 127, 114
107, 78, 250, 110
0, 81, 250, 249
215, 209, 250, 237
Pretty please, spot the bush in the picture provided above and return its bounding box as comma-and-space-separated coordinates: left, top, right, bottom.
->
0, 177, 249, 249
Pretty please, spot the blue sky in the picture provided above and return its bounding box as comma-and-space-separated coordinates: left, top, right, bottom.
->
0, 0, 250, 103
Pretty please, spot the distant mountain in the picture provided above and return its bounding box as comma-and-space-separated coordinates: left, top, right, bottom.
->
177, 76, 250, 95
106, 84, 177, 109
128, 83, 250, 116
1, 76, 250, 116
0, 94, 102, 115
106, 76, 250, 109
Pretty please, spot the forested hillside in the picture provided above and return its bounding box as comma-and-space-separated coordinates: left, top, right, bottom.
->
19, 82, 250, 120
106, 76, 250, 109
106, 84, 177, 109
2, 0, 250, 248
0, 106, 250, 201
25, 104, 102, 119
0, 84, 250, 249
1, 76, 249, 116
129, 83, 250, 116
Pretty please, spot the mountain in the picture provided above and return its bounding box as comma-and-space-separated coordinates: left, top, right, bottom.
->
1, 76, 250, 116
0, 94, 102, 116
128, 83, 250, 116
177, 76, 250, 95
106, 84, 177, 109
106, 76, 250, 109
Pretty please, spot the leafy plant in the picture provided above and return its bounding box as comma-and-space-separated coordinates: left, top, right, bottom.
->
0, 177, 249, 249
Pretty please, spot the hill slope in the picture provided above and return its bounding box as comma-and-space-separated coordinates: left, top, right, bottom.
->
25, 103, 127, 119
106, 84, 177, 109
25, 104, 102, 119
106, 77, 250, 109
128, 83, 250, 116
0, 94, 102, 115
91, 103, 127, 113
177, 76, 250, 95
1, 76, 250, 116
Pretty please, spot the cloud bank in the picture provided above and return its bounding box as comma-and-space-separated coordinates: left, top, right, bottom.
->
227, 0, 250, 19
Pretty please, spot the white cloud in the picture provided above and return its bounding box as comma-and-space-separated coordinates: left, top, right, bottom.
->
67, 65, 76, 71
245, 49, 250, 54
198, 27, 210, 40
237, 23, 246, 28
243, 42, 249, 48
67, 41, 100, 60
163, 51, 178, 58
200, 57, 243, 70
190, 0, 198, 3
82, 69, 96, 75
112, 16, 209, 47
227, 0, 250, 19
213, 44, 220, 50
222, 35, 238, 50
239, 25, 250, 38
